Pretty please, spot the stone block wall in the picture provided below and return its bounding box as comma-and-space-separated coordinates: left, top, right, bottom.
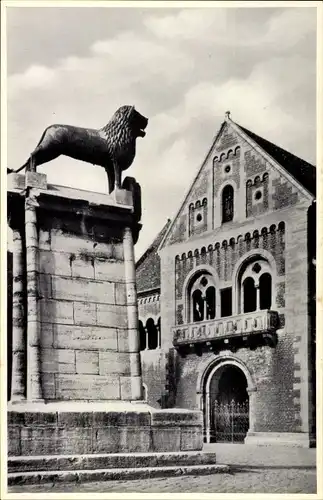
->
37, 222, 132, 400
174, 342, 296, 434
8, 408, 203, 456
0, 175, 143, 403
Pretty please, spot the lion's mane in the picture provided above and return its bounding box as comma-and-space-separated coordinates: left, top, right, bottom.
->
100, 105, 135, 160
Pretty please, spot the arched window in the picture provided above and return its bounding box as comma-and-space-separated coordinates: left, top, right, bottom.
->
189, 272, 217, 323
146, 318, 158, 350
192, 289, 204, 322
206, 286, 216, 320
139, 321, 146, 351
222, 185, 234, 223
238, 258, 273, 314
259, 273, 272, 310
243, 277, 257, 313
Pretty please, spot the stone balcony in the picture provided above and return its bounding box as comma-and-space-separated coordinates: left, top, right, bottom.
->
172, 310, 279, 356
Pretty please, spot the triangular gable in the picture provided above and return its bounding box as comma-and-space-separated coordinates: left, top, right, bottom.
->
159, 113, 315, 251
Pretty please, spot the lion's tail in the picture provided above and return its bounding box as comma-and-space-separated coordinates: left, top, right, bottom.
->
7, 159, 30, 175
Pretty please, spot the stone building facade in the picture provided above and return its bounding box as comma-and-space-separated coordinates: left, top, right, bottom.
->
136, 113, 316, 447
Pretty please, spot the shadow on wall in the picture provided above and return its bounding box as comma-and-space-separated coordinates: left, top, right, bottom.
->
140, 347, 180, 410
157, 347, 180, 409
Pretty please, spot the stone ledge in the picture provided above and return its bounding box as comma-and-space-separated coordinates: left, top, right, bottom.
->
8, 464, 229, 486
245, 432, 311, 447
8, 451, 218, 473
151, 409, 203, 426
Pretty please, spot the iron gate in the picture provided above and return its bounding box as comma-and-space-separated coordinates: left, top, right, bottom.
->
212, 400, 249, 443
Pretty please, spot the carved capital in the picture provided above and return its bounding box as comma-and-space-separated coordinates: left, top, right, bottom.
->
122, 176, 142, 222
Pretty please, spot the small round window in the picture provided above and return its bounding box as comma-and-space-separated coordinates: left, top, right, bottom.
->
252, 263, 262, 273
200, 277, 208, 287
224, 165, 231, 174
196, 213, 202, 222
254, 190, 262, 201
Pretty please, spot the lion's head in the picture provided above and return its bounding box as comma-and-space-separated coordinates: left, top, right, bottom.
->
105, 105, 148, 139
127, 106, 148, 138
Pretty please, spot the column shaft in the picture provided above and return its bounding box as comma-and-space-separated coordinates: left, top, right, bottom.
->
205, 391, 211, 443
123, 226, 143, 400
10, 229, 26, 401
247, 388, 257, 432
25, 193, 42, 400
256, 286, 260, 311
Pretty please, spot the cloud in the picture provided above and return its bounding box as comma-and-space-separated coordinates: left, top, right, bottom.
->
145, 7, 316, 51
9, 64, 57, 91
144, 8, 228, 42
265, 7, 317, 49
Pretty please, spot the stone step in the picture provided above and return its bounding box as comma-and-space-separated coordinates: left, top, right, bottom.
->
9, 451, 218, 473
8, 463, 230, 486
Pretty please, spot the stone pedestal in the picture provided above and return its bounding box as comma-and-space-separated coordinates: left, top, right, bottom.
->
7, 173, 206, 474
8, 402, 203, 456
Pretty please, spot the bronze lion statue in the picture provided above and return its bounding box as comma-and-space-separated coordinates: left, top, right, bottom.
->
7, 105, 148, 193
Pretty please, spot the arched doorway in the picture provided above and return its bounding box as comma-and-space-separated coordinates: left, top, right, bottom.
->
205, 363, 249, 443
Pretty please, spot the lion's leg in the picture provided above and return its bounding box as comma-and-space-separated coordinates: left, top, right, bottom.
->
113, 161, 121, 191
107, 169, 115, 194
29, 154, 36, 172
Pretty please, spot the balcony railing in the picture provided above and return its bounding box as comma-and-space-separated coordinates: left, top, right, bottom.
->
173, 310, 279, 347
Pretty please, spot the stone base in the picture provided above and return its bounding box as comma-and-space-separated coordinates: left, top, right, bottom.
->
8, 455, 229, 486
245, 431, 312, 448
8, 401, 203, 456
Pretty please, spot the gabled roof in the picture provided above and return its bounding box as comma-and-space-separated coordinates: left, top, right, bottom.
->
136, 219, 171, 294
238, 124, 316, 196
158, 113, 316, 252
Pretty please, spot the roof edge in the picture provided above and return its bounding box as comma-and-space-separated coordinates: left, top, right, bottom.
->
230, 118, 315, 200
136, 219, 171, 267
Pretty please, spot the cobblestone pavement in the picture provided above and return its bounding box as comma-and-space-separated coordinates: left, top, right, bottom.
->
9, 444, 318, 495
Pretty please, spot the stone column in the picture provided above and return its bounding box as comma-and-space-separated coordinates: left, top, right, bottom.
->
247, 387, 257, 432
123, 226, 143, 400
10, 228, 26, 401
157, 321, 161, 348
205, 389, 211, 443
145, 326, 149, 351
255, 285, 260, 311
25, 191, 42, 400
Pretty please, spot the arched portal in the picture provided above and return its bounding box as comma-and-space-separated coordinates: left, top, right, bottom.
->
204, 361, 250, 443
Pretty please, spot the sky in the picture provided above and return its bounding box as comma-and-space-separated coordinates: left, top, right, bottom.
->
6, 4, 317, 259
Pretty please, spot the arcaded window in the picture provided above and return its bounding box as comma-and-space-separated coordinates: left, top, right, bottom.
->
139, 318, 160, 351
222, 185, 234, 223
221, 287, 232, 317
192, 289, 204, 322
243, 277, 257, 313
239, 259, 273, 313
189, 273, 217, 323
205, 286, 216, 320
259, 273, 272, 310
139, 321, 146, 351
146, 318, 158, 350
